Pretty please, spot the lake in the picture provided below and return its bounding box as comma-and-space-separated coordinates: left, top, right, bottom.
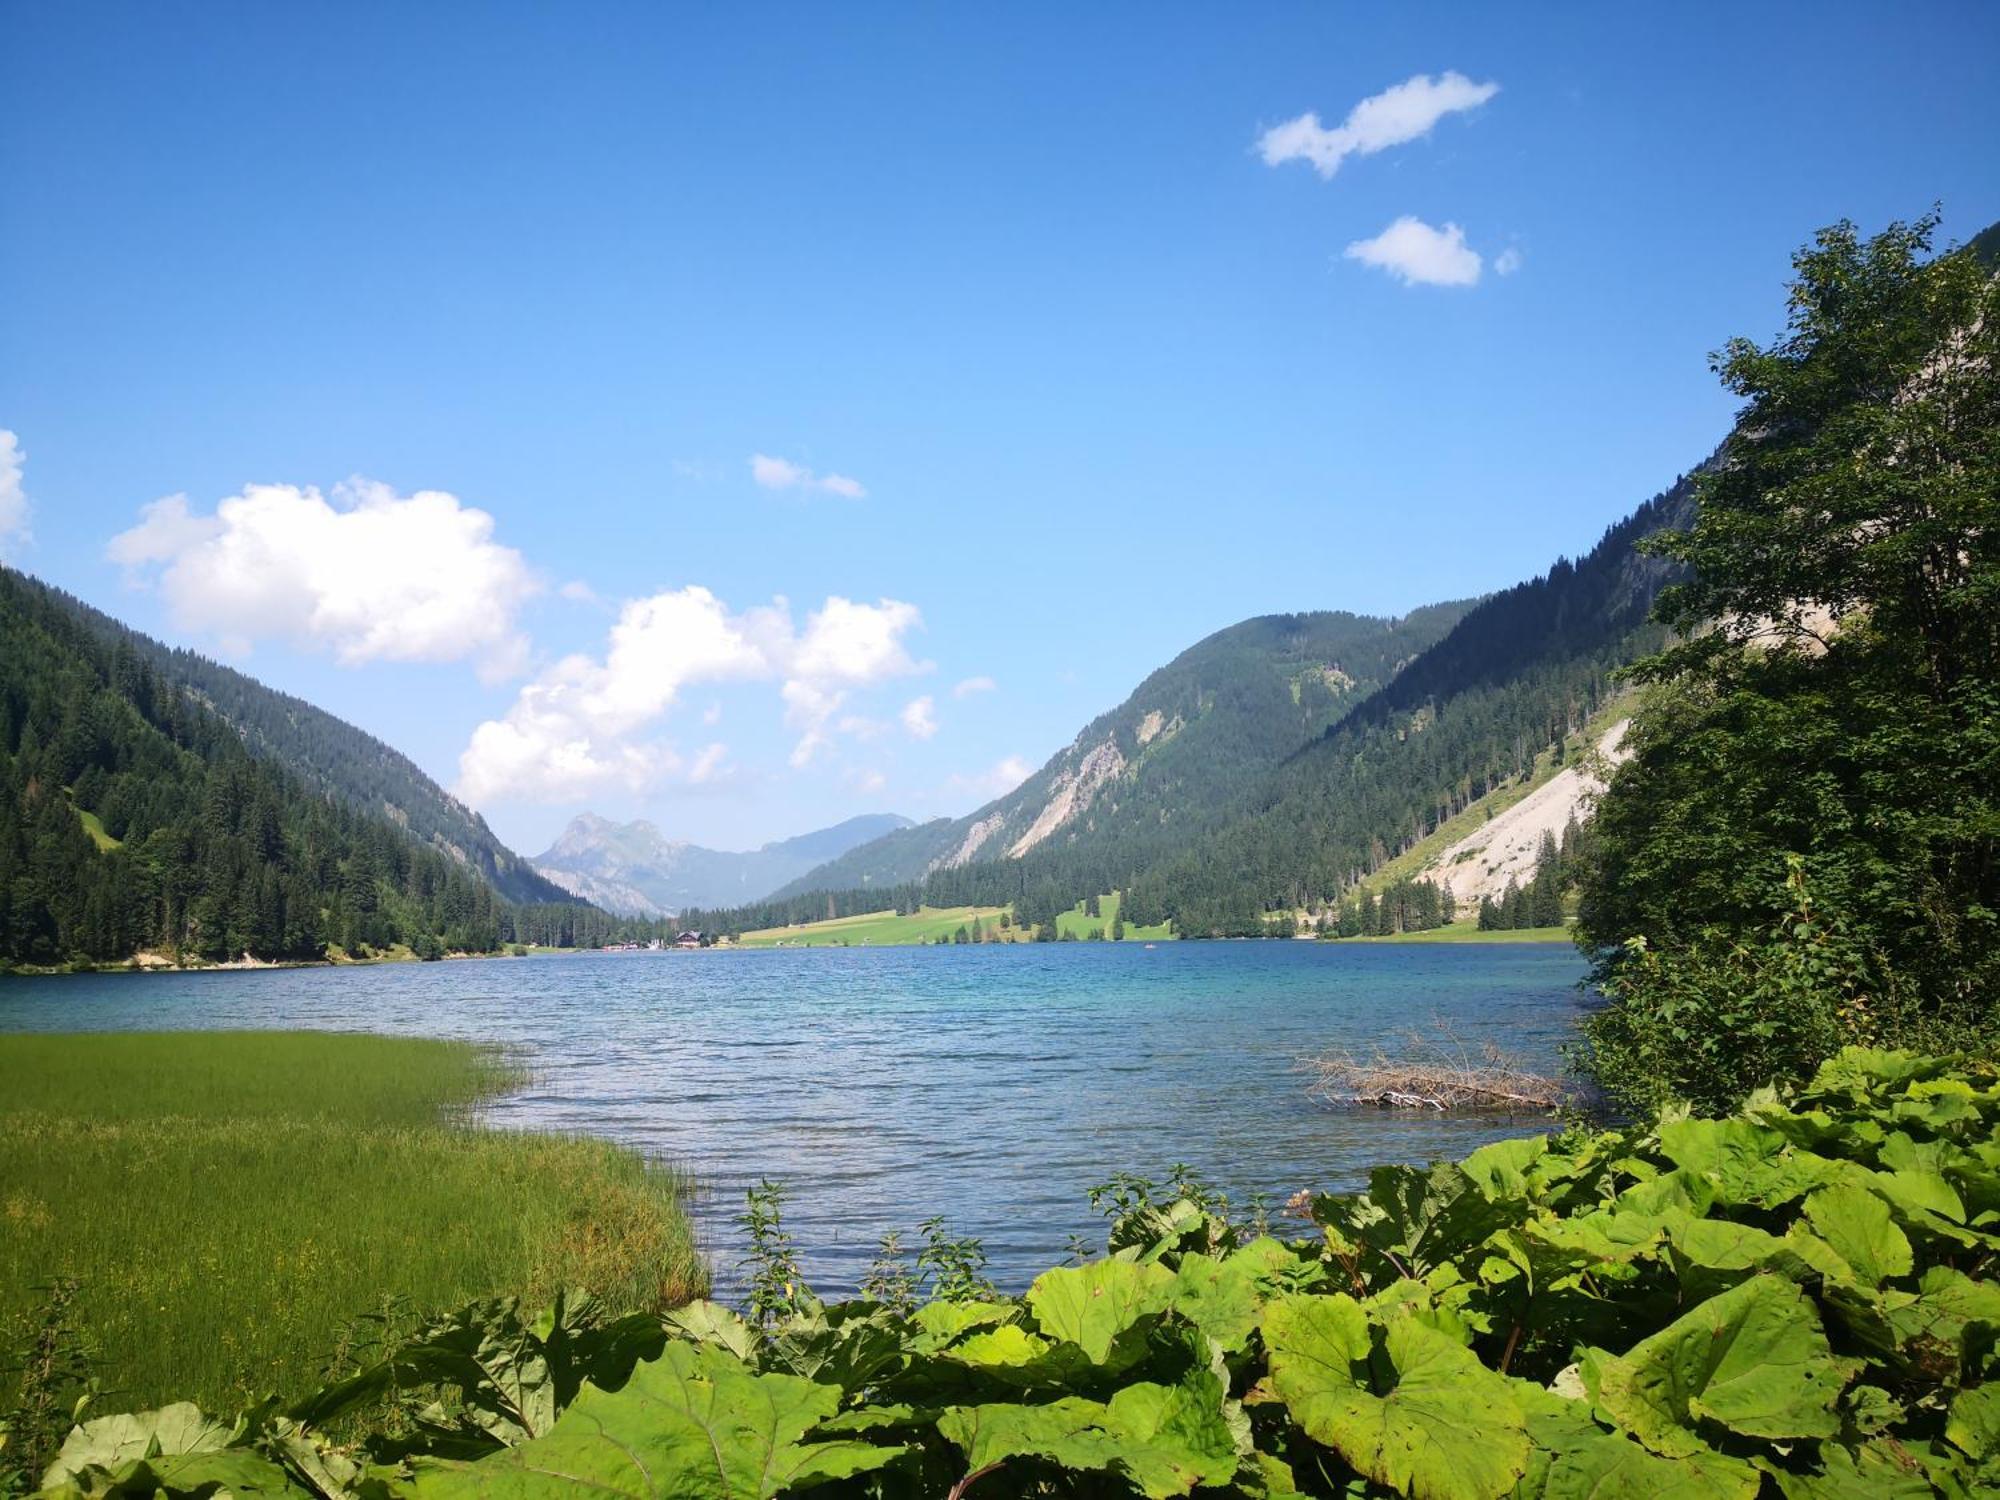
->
0, 941, 1590, 1294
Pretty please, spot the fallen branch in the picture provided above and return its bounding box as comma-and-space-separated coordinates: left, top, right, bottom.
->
1302, 1022, 1570, 1113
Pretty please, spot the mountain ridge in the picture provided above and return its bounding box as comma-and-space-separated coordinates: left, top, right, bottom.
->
0, 565, 587, 964
697, 464, 1700, 937
4, 573, 572, 907
760, 605, 1477, 904
532, 811, 915, 917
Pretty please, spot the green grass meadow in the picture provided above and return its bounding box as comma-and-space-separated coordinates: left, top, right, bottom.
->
0, 1032, 704, 1412
737, 894, 1174, 947
735, 904, 1017, 946
1052, 892, 1173, 941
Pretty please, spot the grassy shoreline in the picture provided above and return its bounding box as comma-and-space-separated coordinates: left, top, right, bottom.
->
0, 1032, 704, 1413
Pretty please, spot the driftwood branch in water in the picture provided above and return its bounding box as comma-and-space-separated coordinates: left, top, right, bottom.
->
1302, 1022, 1571, 1114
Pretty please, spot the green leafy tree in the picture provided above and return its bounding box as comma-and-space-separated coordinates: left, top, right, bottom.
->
1579, 212, 2000, 1107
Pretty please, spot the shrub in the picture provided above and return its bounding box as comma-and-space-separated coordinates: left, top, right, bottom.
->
31, 1048, 2000, 1499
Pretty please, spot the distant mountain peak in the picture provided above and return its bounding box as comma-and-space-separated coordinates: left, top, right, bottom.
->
531, 811, 913, 917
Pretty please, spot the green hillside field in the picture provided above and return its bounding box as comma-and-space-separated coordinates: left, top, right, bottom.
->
733, 894, 1174, 947
734, 904, 1016, 946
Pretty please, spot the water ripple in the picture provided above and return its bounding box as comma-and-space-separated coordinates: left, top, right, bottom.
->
0, 942, 1590, 1296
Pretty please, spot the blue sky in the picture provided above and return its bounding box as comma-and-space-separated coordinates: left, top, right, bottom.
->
3, 3, 1996, 856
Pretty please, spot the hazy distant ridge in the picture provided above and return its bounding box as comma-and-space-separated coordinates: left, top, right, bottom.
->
532, 812, 914, 917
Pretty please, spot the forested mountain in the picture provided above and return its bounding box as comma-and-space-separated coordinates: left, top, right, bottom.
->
532, 811, 913, 916
0, 567, 592, 965
761, 606, 1473, 902
29, 586, 572, 905
698, 471, 1698, 938
1119, 475, 1695, 932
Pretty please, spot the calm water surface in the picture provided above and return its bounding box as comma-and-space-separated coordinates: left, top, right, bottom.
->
0, 942, 1589, 1293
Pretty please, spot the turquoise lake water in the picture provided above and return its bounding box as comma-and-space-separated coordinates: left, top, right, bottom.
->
0, 941, 1590, 1293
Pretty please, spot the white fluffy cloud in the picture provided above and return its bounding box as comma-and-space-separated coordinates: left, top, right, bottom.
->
1494, 247, 1523, 276
0, 431, 29, 557
900, 695, 939, 740
1259, 71, 1498, 179
1344, 217, 1483, 287
457, 589, 927, 803
106, 479, 539, 677
750, 453, 866, 499
952, 675, 997, 699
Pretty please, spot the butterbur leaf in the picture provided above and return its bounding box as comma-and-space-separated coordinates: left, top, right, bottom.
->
1947, 1383, 2000, 1460
1802, 1186, 1913, 1283
941, 1324, 1094, 1390
39, 1449, 308, 1498
1887, 1267, 2000, 1380
1169, 1238, 1302, 1354
663, 1299, 760, 1364
1760, 1439, 1937, 1498
405, 1341, 901, 1498
937, 1369, 1238, 1498
1537, 1434, 1759, 1499
43, 1404, 233, 1487
1261, 1294, 1529, 1500
1665, 1212, 1838, 1282
1459, 1135, 1550, 1203
1581, 1275, 1852, 1457
1656, 1120, 1833, 1208
907, 1299, 1017, 1353
1025, 1258, 1174, 1364
761, 1309, 905, 1392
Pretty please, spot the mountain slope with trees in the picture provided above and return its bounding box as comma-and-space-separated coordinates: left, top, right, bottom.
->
0, 567, 593, 965
761, 605, 1473, 904
15, 575, 571, 906
714, 474, 1695, 939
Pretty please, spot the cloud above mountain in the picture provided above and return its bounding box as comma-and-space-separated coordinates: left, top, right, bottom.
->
106, 478, 538, 678
0, 431, 28, 558
458, 587, 928, 803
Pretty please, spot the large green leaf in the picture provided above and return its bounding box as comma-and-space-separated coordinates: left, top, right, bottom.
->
1169, 1237, 1301, 1354
405, 1342, 900, 1498
761, 1308, 906, 1393
1317, 1163, 1516, 1279
1801, 1185, 1913, 1282
1512, 1384, 1758, 1500
937, 1369, 1237, 1498
42, 1405, 233, 1486
1885, 1266, 2000, 1378
906, 1299, 1017, 1354
1760, 1439, 1940, 1499
1025, 1258, 1174, 1364
1536, 1433, 1759, 1500
1947, 1383, 2000, 1460
938, 1324, 1095, 1391
664, 1300, 760, 1364
1581, 1276, 1852, 1457
38, 1449, 308, 1498
1459, 1136, 1550, 1203
1260, 1294, 1529, 1500
1656, 1120, 1835, 1208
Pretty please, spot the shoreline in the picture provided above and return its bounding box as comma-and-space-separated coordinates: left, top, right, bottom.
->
4, 924, 1577, 976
